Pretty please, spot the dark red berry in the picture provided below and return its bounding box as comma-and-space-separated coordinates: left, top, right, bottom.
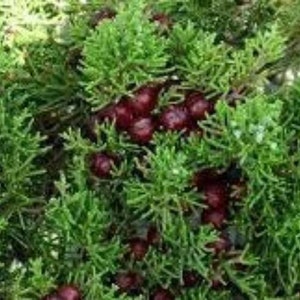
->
185, 92, 214, 121
203, 182, 228, 209
89, 7, 116, 28
56, 285, 82, 300
41, 294, 61, 300
185, 121, 203, 137
90, 152, 117, 178
192, 169, 220, 191
151, 13, 173, 30
202, 208, 227, 229
129, 83, 162, 116
128, 117, 156, 144
182, 270, 201, 288
96, 103, 116, 122
116, 272, 143, 294
159, 105, 189, 132
128, 237, 149, 260
113, 100, 134, 130
147, 226, 160, 245
206, 236, 231, 255
211, 278, 225, 290
150, 288, 175, 300
96, 100, 134, 131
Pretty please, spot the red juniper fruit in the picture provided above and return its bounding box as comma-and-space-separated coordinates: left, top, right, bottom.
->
129, 83, 163, 116
96, 103, 116, 121
203, 182, 228, 209
116, 271, 143, 294
192, 168, 220, 191
95, 100, 134, 131
202, 208, 227, 229
150, 287, 175, 300
206, 235, 231, 255
185, 92, 214, 121
185, 121, 203, 137
113, 100, 135, 130
147, 226, 160, 245
90, 152, 117, 178
182, 270, 201, 288
151, 13, 173, 30
211, 278, 225, 290
89, 7, 116, 28
128, 117, 156, 144
128, 237, 149, 260
41, 294, 61, 300
56, 285, 82, 300
159, 105, 189, 132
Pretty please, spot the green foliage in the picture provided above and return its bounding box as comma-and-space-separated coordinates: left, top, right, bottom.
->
1, 0, 300, 299
20, 41, 80, 112
0, 96, 44, 217
0, 96, 45, 300
0, 0, 66, 47
198, 95, 288, 171
124, 133, 200, 226
82, 0, 169, 108
150, 0, 279, 44
170, 22, 286, 92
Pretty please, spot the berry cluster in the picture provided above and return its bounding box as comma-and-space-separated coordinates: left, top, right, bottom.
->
87, 83, 215, 179
114, 226, 178, 299
42, 284, 82, 300
82, 77, 246, 299
60, 6, 248, 300
194, 165, 246, 236
194, 166, 246, 288
112, 163, 245, 298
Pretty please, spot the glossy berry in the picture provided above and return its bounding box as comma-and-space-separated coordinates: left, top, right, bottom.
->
150, 287, 175, 300
116, 271, 143, 294
96, 103, 116, 122
95, 100, 134, 131
159, 105, 189, 132
182, 270, 201, 288
41, 294, 61, 300
147, 226, 160, 245
203, 182, 228, 209
129, 237, 149, 260
90, 152, 117, 178
192, 169, 220, 191
128, 117, 156, 144
185, 92, 214, 121
89, 7, 116, 28
129, 84, 162, 116
211, 278, 225, 290
113, 100, 134, 130
56, 285, 82, 300
202, 208, 227, 229
186, 121, 203, 137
